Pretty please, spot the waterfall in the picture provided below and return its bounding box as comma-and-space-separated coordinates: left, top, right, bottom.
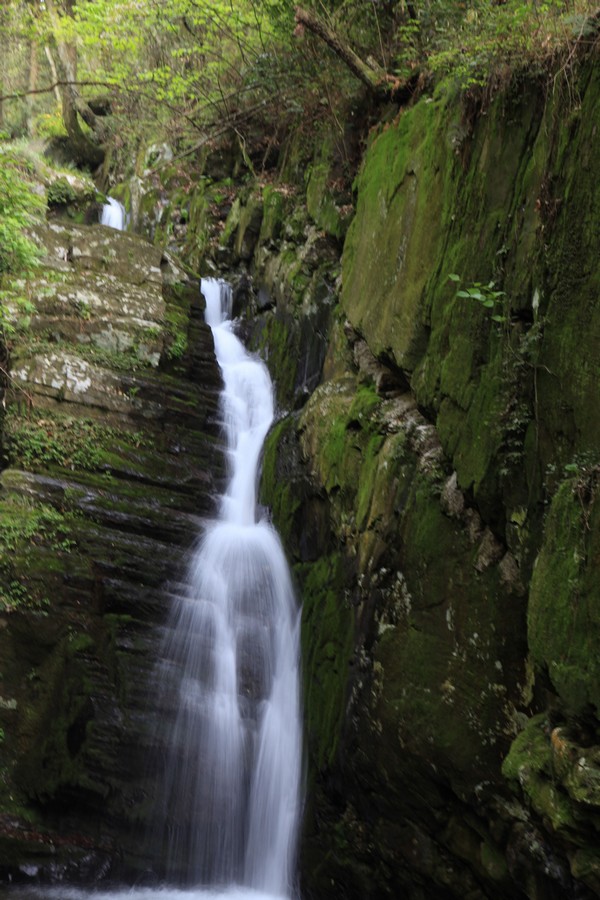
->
1, 279, 303, 900
100, 197, 126, 230
154, 278, 303, 897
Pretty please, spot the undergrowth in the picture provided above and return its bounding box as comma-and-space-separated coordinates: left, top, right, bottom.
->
0, 497, 78, 613
419, 1, 600, 91
3, 409, 149, 473
0, 144, 45, 343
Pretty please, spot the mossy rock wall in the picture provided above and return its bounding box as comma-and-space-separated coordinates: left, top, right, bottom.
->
343, 60, 600, 540
0, 219, 223, 884
260, 53, 600, 900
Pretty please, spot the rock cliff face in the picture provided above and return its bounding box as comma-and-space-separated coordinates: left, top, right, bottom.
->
0, 219, 222, 882
240, 58, 600, 900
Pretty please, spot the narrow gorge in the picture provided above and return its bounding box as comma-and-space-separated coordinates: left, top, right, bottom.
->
0, 29, 599, 900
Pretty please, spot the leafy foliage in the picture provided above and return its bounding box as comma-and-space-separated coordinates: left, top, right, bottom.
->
449, 273, 506, 324
1, 0, 598, 174
43, 0, 309, 152
0, 496, 75, 612
0, 499, 69, 553
46, 175, 77, 205
392, 0, 599, 89
4, 410, 148, 472
0, 145, 44, 341
0, 147, 44, 276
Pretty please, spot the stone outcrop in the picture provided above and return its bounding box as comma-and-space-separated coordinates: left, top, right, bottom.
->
253, 54, 600, 900
0, 220, 222, 884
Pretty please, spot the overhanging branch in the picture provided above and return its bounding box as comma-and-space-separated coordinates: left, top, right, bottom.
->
0, 79, 120, 104
294, 5, 387, 95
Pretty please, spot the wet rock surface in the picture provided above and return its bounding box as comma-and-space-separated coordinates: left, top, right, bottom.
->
258, 59, 600, 900
0, 221, 223, 883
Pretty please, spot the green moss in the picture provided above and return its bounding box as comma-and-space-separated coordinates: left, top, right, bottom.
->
341, 95, 451, 369
219, 196, 241, 248
163, 289, 190, 362
305, 142, 348, 241
359, 463, 529, 796
502, 714, 576, 834
320, 416, 352, 493
3, 408, 149, 474
260, 246, 305, 310
528, 477, 600, 715
180, 180, 210, 266
0, 489, 81, 612
0, 497, 70, 554
341, 79, 567, 537
302, 380, 382, 502
254, 315, 298, 408
532, 63, 600, 471
349, 384, 380, 420
480, 840, 509, 883
437, 351, 504, 500
234, 193, 263, 259
571, 847, 600, 893
291, 60, 600, 899
299, 554, 354, 771
259, 185, 287, 244
356, 432, 385, 530
15, 633, 100, 803
260, 417, 301, 548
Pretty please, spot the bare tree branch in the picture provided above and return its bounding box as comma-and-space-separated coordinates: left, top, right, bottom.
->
44, 46, 62, 103
148, 92, 291, 173
294, 5, 387, 94
0, 79, 118, 104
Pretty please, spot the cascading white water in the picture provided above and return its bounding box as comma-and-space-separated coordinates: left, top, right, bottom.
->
1, 280, 303, 900
155, 278, 303, 898
100, 197, 126, 230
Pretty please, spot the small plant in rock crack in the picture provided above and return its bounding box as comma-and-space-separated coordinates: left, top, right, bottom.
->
448, 273, 506, 323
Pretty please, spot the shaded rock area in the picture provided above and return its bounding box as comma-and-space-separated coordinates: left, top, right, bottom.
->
256, 53, 600, 900
0, 220, 223, 884
216, 177, 345, 414
133, 66, 599, 895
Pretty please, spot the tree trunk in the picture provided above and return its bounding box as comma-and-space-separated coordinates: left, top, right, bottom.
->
44, 0, 106, 166
294, 5, 387, 95
26, 39, 39, 135
0, 6, 6, 131
44, 45, 62, 103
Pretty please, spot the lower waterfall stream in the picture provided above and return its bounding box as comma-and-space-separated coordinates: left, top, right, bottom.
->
1, 278, 302, 900
152, 278, 303, 896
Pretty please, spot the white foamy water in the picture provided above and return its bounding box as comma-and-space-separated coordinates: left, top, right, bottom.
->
154, 279, 303, 895
1, 888, 288, 900
0, 279, 303, 900
100, 197, 126, 230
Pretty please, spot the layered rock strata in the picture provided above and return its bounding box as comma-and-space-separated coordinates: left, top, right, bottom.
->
0, 221, 222, 883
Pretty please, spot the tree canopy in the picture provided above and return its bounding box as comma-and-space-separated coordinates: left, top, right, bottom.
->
0, 0, 598, 167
